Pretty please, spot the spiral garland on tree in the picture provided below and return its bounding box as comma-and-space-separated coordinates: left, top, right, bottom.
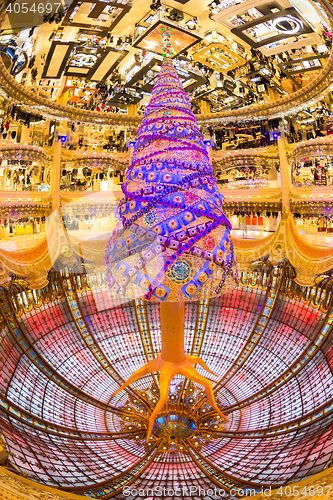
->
105, 59, 238, 302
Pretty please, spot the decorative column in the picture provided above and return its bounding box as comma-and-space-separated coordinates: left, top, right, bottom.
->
160, 302, 185, 363
50, 138, 61, 213
267, 86, 280, 101
278, 121, 291, 216
19, 124, 33, 144
128, 104, 138, 115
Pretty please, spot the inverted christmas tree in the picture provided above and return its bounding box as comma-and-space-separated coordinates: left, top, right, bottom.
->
106, 59, 237, 441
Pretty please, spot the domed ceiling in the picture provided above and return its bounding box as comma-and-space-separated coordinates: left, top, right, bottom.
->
0, 264, 333, 497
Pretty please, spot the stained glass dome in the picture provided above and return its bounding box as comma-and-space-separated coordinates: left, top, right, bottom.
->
0, 264, 332, 497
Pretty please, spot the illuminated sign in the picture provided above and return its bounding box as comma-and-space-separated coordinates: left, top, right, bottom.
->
272, 16, 303, 34
228, 5, 313, 49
